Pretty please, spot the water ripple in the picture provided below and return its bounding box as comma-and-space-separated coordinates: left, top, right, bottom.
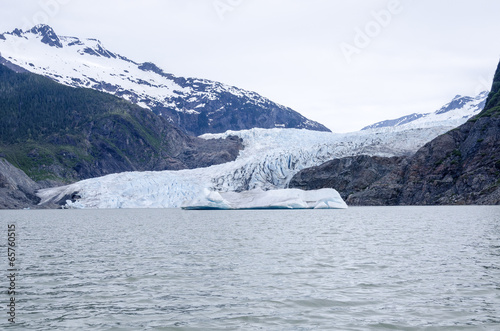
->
0, 206, 499, 330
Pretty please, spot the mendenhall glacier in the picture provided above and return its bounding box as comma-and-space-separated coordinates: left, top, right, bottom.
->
38, 126, 457, 209
2, 25, 489, 209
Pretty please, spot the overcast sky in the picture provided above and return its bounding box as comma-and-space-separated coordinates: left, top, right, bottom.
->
1, 0, 499, 132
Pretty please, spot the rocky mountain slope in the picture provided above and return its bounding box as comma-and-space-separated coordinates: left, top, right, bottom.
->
0, 157, 41, 209
291, 61, 500, 205
0, 25, 329, 135
0, 64, 243, 186
289, 155, 405, 199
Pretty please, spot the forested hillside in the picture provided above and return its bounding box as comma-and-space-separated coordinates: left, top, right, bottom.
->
0, 64, 242, 183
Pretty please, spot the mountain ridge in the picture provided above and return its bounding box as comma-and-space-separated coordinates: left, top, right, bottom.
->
0, 24, 330, 136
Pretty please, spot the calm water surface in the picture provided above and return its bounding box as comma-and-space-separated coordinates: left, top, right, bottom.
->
0, 206, 499, 330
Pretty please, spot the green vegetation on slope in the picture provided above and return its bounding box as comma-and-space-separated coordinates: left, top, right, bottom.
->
0, 64, 154, 143
0, 64, 180, 181
478, 61, 500, 118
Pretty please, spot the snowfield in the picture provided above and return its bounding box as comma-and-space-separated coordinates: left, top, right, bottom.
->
38, 126, 455, 209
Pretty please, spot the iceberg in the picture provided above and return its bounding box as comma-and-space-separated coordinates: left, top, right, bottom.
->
180, 188, 233, 210
181, 188, 348, 210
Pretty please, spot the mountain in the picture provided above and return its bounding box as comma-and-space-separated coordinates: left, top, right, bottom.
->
38, 125, 454, 208
362, 91, 488, 131
0, 63, 243, 186
290, 60, 500, 205
0, 25, 330, 136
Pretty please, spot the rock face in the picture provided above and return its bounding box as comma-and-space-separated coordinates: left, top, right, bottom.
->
396, 119, 499, 204
289, 155, 406, 202
290, 60, 500, 205
0, 158, 40, 208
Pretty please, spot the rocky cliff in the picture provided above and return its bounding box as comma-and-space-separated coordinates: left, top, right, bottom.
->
290, 60, 500, 205
289, 155, 406, 202
0, 158, 41, 208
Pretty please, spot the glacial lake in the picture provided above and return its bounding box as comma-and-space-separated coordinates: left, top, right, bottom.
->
0, 206, 499, 330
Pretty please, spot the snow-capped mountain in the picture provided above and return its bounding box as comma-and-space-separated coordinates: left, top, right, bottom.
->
38, 125, 455, 208
0, 25, 329, 135
362, 91, 488, 131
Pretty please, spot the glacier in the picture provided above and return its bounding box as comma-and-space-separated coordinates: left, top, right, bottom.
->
3, 25, 491, 209
181, 188, 348, 210
38, 126, 456, 209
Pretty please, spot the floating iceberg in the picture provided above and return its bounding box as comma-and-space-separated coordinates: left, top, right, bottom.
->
181, 188, 348, 210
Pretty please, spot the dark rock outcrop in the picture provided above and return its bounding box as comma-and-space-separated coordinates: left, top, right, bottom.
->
30, 25, 63, 48
0, 158, 40, 209
290, 60, 500, 205
289, 155, 406, 202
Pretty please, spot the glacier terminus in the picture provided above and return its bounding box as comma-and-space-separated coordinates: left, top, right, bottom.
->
38, 125, 464, 209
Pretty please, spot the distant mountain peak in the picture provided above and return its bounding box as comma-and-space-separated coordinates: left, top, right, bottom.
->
435, 91, 487, 115
29, 24, 55, 34
27, 24, 63, 48
9, 28, 23, 37
0, 24, 63, 48
362, 91, 489, 131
